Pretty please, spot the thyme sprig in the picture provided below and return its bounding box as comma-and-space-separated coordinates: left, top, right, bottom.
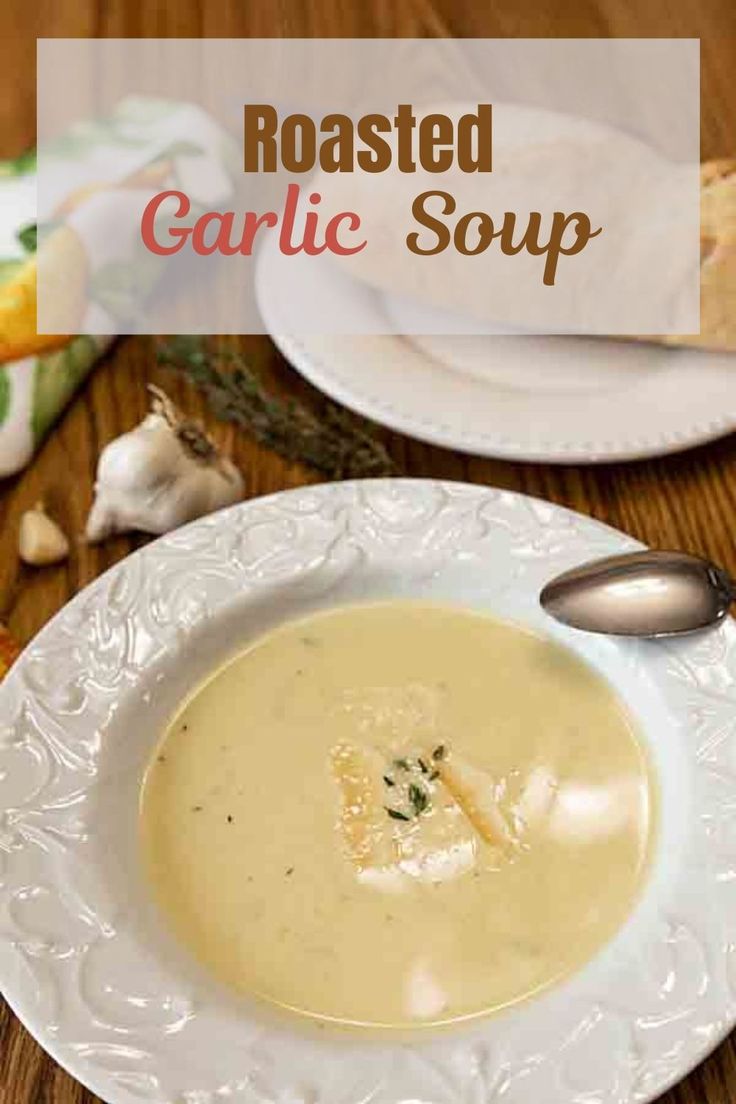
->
383, 749, 446, 822
156, 335, 399, 480
386, 807, 411, 822
408, 782, 429, 816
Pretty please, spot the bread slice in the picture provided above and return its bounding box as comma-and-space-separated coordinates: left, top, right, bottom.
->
646, 159, 736, 352
437, 750, 514, 848
330, 741, 394, 874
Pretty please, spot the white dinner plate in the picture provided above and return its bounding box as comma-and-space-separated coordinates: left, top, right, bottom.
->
2, 479, 736, 1104
256, 236, 736, 463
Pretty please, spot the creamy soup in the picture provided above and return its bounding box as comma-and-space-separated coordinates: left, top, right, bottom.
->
140, 602, 653, 1028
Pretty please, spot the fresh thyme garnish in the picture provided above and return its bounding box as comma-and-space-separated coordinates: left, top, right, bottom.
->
408, 782, 429, 816
386, 807, 411, 822
156, 336, 399, 480
383, 753, 443, 821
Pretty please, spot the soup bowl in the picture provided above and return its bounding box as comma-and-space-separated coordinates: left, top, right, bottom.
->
1, 479, 735, 1104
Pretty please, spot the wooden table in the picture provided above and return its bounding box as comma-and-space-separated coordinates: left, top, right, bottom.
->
2, 2, 736, 1102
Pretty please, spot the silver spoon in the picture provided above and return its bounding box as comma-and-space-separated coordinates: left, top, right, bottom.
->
540, 550, 735, 638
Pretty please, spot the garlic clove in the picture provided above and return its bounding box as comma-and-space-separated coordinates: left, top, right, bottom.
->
19, 502, 70, 566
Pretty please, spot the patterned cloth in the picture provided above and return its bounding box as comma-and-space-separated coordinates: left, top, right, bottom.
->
0, 97, 235, 477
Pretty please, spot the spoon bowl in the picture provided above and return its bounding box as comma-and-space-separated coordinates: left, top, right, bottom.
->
540, 550, 735, 638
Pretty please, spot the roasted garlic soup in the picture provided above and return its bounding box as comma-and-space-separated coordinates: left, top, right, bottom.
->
140, 602, 653, 1028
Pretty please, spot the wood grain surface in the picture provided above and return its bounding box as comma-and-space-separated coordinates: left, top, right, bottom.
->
1, 2, 736, 1102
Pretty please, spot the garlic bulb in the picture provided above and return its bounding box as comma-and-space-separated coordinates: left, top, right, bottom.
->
86, 386, 243, 542
19, 502, 70, 565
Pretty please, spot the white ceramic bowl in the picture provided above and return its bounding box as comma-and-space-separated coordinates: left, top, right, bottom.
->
2, 479, 735, 1104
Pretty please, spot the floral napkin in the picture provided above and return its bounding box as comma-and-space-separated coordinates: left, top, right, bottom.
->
0, 97, 236, 478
